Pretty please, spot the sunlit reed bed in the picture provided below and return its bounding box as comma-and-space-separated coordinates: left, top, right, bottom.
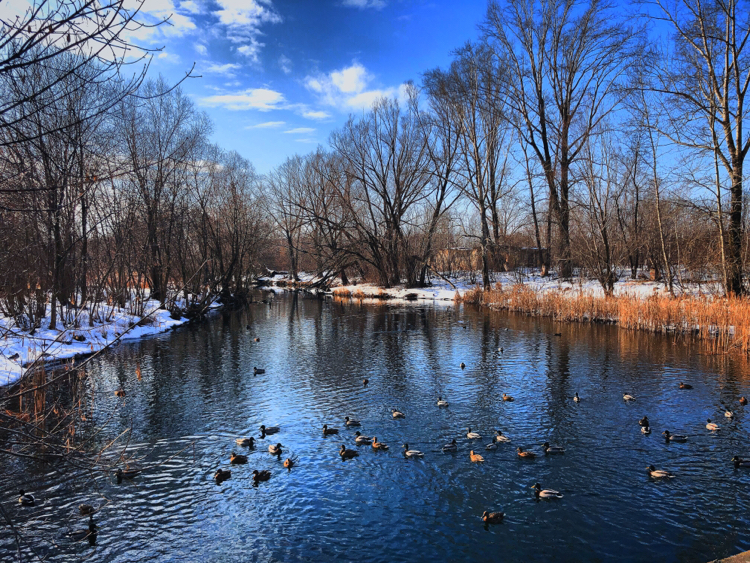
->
457, 284, 750, 353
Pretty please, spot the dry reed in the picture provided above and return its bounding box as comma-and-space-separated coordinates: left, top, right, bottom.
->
459, 283, 750, 354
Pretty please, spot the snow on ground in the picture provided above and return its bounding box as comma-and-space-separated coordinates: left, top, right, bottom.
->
0, 298, 220, 388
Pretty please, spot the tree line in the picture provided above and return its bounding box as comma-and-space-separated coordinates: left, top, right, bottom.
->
2, 0, 750, 339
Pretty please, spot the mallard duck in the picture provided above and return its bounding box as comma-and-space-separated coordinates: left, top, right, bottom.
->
437, 397, 449, 407
259, 425, 280, 436
647, 465, 675, 478
542, 442, 565, 454
323, 424, 339, 436
354, 431, 372, 445
532, 483, 563, 499
344, 417, 361, 427
230, 452, 248, 464
573, 392, 581, 403
679, 382, 693, 390
363, 378, 369, 387
494, 430, 511, 443
706, 419, 720, 431
253, 367, 265, 375
235, 437, 255, 448
502, 393, 514, 402
67, 516, 97, 542
732, 456, 750, 468
517, 447, 536, 459
391, 408, 405, 419
18, 490, 34, 506
639, 416, 650, 427
460, 362, 466, 369
482, 510, 504, 524
485, 442, 498, 450
214, 469, 231, 483
469, 450, 485, 463
371, 437, 389, 450
623, 393, 636, 401
254, 337, 260, 342
466, 427, 482, 440
339, 444, 359, 459
723, 405, 735, 418
114, 388, 126, 397
268, 443, 283, 456
115, 468, 140, 483
402, 443, 424, 458
252, 469, 271, 482
78, 504, 95, 516
662, 430, 687, 442
741, 397, 748, 406
499, 347, 504, 353
283, 456, 298, 470
442, 438, 458, 452
641, 426, 651, 434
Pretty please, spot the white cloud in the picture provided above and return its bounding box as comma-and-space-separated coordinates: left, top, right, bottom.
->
180, 0, 204, 14
237, 39, 265, 62
214, 0, 282, 58
247, 121, 286, 129
284, 127, 315, 134
205, 63, 241, 76
195, 43, 208, 55
295, 138, 317, 143
303, 110, 331, 120
157, 51, 181, 63
279, 54, 292, 75
342, 0, 386, 9
304, 62, 405, 112
200, 88, 286, 111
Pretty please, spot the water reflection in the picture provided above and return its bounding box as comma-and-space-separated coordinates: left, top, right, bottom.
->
2, 293, 750, 563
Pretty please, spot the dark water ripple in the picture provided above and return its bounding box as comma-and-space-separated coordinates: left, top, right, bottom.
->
2, 294, 750, 562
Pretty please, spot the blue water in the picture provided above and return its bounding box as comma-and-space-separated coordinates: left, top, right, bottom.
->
2, 293, 750, 562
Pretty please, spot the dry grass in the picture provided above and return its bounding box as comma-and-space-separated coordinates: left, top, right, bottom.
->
461, 283, 750, 354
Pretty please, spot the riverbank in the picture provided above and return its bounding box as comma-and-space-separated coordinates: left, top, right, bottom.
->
0, 298, 221, 387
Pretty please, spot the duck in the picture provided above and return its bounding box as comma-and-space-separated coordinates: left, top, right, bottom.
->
402, 443, 424, 458
485, 442, 498, 450
532, 483, 563, 499
465, 427, 481, 440
371, 437, 389, 451
230, 452, 248, 464
517, 447, 536, 459
363, 378, 369, 387
259, 425, 280, 436
502, 393, 514, 402
442, 438, 458, 452
283, 456, 298, 470
460, 362, 466, 369
214, 469, 231, 483
344, 417, 361, 427
732, 456, 750, 468
323, 424, 339, 436
499, 347, 504, 353
662, 430, 687, 442
679, 382, 693, 390
639, 416, 650, 427
623, 393, 636, 401
741, 397, 748, 406
647, 465, 675, 478
252, 469, 272, 483
391, 408, 405, 419
437, 397, 449, 407
235, 437, 255, 448
542, 442, 565, 454
706, 419, 720, 431
115, 468, 140, 483
482, 510, 504, 524
723, 405, 735, 418
469, 450, 485, 463
67, 516, 97, 542
641, 426, 651, 434
354, 431, 372, 445
254, 337, 260, 342
494, 430, 511, 443
78, 504, 96, 516
114, 388, 126, 397
268, 443, 283, 456
253, 367, 265, 375
573, 392, 581, 403
18, 490, 34, 506
339, 444, 360, 459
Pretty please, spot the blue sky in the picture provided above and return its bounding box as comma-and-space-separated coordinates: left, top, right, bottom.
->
134, 0, 487, 173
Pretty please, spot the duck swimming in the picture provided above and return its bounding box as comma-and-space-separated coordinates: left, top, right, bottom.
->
67, 516, 97, 542
573, 392, 581, 403
442, 438, 458, 452
214, 469, 231, 483
623, 393, 636, 401
18, 490, 34, 506
284, 456, 298, 470
340, 444, 359, 459
391, 409, 406, 419
662, 430, 687, 442
723, 405, 735, 418
114, 388, 126, 397
115, 468, 140, 484
641, 426, 651, 434
469, 450, 485, 463
268, 443, 283, 456
402, 444, 424, 458
354, 431, 372, 445
230, 452, 248, 464
532, 483, 563, 499
344, 417, 361, 427
741, 397, 748, 406
235, 437, 255, 448
466, 428, 482, 440
639, 416, 650, 427
482, 510, 504, 524
253, 367, 265, 375
679, 382, 693, 390
706, 419, 720, 431
517, 447, 536, 459
78, 504, 95, 516
494, 430, 511, 443
323, 424, 340, 436
371, 437, 389, 451
252, 469, 272, 483
732, 456, 750, 468
647, 465, 675, 478
259, 425, 280, 436
502, 393, 514, 402
542, 442, 565, 454
437, 397, 449, 407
